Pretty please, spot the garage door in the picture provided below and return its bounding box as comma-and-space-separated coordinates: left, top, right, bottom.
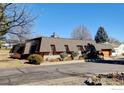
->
102, 51, 110, 57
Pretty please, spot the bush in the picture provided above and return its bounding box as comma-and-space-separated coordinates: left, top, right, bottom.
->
122, 53, 124, 56
27, 54, 43, 65
60, 52, 68, 60
71, 51, 79, 59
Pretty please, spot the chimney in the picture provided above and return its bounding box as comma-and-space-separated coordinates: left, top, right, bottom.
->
51, 32, 56, 38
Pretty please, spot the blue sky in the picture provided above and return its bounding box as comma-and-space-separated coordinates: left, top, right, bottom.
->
28, 3, 124, 41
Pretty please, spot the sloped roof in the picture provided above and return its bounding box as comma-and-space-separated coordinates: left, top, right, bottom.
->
39, 37, 112, 52
95, 43, 113, 51
24, 37, 113, 54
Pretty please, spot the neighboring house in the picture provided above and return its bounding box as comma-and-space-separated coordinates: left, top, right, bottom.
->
1, 43, 13, 49
0, 39, 19, 49
112, 44, 124, 56
10, 37, 113, 59
95, 43, 113, 58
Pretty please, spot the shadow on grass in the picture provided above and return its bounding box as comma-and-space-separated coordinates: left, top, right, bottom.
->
86, 58, 124, 65
24, 62, 40, 65
0, 60, 11, 62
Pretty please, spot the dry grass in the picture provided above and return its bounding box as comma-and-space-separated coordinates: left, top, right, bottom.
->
0, 49, 85, 69
0, 60, 29, 69
0, 49, 31, 69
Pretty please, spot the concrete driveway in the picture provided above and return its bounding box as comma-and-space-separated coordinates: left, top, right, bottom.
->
0, 62, 124, 85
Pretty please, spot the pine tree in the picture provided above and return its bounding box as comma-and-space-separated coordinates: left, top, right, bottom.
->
95, 26, 109, 43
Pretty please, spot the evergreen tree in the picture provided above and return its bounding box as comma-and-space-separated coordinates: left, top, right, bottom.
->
95, 26, 109, 43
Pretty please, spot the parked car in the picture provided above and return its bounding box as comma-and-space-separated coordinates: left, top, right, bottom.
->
112, 50, 117, 57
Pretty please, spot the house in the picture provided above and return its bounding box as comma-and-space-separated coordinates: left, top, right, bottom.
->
10, 36, 113, 59
1, 43, 13, 49
9, 43, 25, 59
112, 44, 124, 56
0, 39, 19, 49
95, 43, 113, 57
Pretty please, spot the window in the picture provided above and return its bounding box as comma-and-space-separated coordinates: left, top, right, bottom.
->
17, 46, 25, 54
64, 45, 70, 53
51, 45, 56, 55
10, 45, 16, 53
77, 45, 84, 51
30, 39, 41, 54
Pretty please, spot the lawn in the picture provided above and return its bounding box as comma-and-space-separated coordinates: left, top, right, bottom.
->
0, 49, 31, 69
0, 49, 85, 69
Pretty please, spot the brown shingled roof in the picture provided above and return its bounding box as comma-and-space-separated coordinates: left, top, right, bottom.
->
24, 37, 113, 54
39, 37, 96, 52
95, 43, 113, 51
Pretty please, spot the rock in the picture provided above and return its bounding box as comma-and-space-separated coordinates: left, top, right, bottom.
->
96, 83, 102, 85
64, 56, 72, 61
100, 78, 107, 85
46, 57, 61, 62
91, 75, 98, 82
121, 73, 124, 75
78, 56, 84, 60
84, 80, 95, 85
107, 73, 113, 78
105, 79, 120, 85
87, 77, 93, 83
84, 72, 124, 85
84, 77, 98, 85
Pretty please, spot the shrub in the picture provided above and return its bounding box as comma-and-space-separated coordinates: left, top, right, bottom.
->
122, 53, 124, 56
71, 51, 79, 59
27, 54, 43, 65
60, 52, 68, 60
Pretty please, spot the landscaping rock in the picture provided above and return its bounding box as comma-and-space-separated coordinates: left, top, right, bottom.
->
84, 78, 95, 85
84, 72, 124, 85
78, 56, 84, 60
50, 58, 61, 62
64, 56, 72, 61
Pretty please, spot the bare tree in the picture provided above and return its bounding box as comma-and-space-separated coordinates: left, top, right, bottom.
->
10, 26, 32, 43
109, 37, 120, 44
71, 25, 92, 40
0, 3, 36, 42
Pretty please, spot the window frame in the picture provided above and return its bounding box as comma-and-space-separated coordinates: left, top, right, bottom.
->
51, 44, 56, 55
64, 45, 70, 53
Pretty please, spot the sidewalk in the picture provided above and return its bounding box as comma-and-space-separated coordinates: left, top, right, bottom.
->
40, 60, 85, 66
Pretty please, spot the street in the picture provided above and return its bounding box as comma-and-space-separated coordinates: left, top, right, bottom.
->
0, 62, 124, 85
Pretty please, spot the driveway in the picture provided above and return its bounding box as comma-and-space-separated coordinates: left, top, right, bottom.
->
0, 62, 124, 85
